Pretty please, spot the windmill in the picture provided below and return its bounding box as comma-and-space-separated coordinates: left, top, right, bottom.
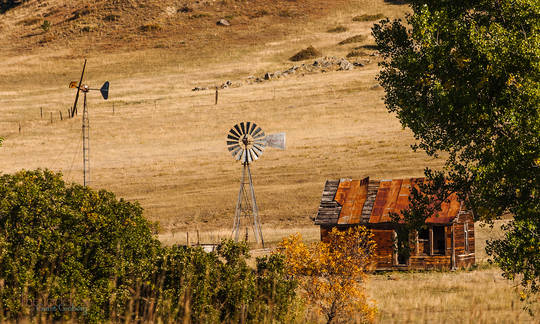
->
226, 122, 286, 247
69, 59, 110, 186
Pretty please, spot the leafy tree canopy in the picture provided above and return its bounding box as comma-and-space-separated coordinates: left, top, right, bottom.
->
0, 0, 27, 14
373, 0, 539, 296
0, 169, 161, 321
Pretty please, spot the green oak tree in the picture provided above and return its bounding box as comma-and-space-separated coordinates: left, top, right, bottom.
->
373, 0, 539, 299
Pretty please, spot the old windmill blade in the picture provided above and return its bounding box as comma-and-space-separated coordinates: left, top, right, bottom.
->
68, 60, 110, 186
227, 122, 286, 247
70, 59, 87, 118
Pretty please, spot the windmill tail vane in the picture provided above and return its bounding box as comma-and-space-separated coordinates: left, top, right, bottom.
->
226, 122, 286, 248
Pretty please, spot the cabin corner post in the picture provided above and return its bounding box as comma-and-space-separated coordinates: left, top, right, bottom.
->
451, 223, 456, 270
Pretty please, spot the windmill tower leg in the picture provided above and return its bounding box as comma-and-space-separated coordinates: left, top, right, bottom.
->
247, 163, 265, 248
82, 92, 90, 186
232, 163, 265, 247
232, 163, 247, 241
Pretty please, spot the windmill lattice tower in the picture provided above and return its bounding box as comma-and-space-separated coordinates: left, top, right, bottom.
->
226, 122, 285, 247
69, 59, 109, 186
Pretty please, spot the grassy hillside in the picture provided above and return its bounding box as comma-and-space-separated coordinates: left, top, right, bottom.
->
0, 0, 421, 238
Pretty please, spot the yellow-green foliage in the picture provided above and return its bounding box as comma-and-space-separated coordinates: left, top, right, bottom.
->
278, 227, 377, 324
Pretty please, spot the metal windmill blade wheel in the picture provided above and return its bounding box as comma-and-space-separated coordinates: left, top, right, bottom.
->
226, 122, 266, 163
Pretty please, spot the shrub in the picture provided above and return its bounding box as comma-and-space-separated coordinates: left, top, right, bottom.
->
250, 9, 269, 18
103, 14, 120, 22
289, 45, 322, 62
0, 169, 161, 322
346, 49, 367, 58
80, 24, 97, 32
40, 20, 50, 32
338, 34, 366, 45
327, 25, 348, 33
352, 14, 384, 22
140, 23, 162, 32
137, 241, 297, 323
278, 227, 377, 324
178, 5, 193, 13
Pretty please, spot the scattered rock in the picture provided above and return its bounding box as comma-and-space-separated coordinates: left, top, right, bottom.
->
178, 5, 193, 13
338, 58, 354, 71
216, 19, 230, 26
192, 57, 360, 91
221, 80, 232, 89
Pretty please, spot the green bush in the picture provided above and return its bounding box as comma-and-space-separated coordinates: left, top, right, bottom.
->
0, 169, 160, 322
40, 20, 51, 32
151, 241, 297, 323
0, 169, 297, 323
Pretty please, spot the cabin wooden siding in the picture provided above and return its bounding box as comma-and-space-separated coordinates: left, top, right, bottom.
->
319, 212, 475, 271
314, 178, 476, 271
454, 212, 475, 268
371, 229, 394, 269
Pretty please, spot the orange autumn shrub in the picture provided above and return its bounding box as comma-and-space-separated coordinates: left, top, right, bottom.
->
278, 227, 377, 324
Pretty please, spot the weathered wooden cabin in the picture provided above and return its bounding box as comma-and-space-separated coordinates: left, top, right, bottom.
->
313, 177, 475, 270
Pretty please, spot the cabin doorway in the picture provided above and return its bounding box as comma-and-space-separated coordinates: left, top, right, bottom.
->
394, 229, 409, 265
432, 226, 446, 255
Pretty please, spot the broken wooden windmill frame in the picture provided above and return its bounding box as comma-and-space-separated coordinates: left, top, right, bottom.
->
69, 59, 110, 186
226, 122, 286, 247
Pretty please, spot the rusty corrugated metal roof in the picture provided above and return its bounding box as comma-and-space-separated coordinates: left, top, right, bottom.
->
336, 178, 369, 224
314, 177, 463, 225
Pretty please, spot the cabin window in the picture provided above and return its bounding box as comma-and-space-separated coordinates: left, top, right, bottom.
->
432, 226, 445, 255
464, 222, 469, 253
417, 228, 429, 255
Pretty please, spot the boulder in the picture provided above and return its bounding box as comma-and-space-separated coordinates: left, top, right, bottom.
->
216, 19, 230, 26
338, 59, 354, 71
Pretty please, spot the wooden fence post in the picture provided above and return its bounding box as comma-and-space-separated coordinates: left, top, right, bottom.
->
215, 87, 219, 105
40, 107, 43, 119
50, 112, 53, 124
59, 111, 63, 121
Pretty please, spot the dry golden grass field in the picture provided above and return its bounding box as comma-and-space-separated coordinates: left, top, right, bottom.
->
0, 0, 421, 237
0, 0, 537, 322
